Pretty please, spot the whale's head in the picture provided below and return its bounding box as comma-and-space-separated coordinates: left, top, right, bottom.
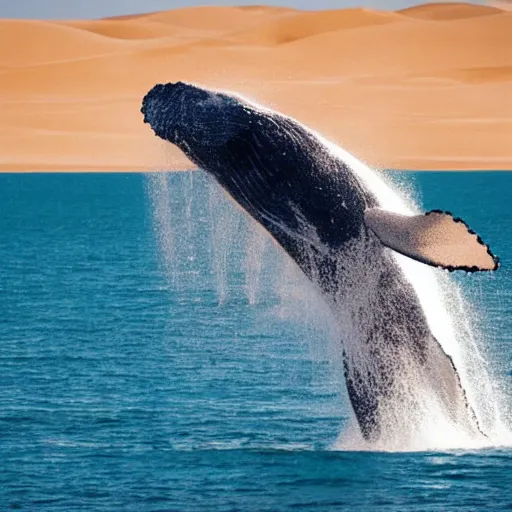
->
140, 81, 365, 242
141, 82, 257, 163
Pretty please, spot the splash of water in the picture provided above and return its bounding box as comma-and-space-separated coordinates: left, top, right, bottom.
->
244, 224, 269, 306
146, 161, 510, 452
208, 182, 243, 305
145, 173, 177, 286
315, 138, 511, 451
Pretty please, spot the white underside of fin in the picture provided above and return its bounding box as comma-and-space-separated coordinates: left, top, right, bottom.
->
364, 208, 498, 272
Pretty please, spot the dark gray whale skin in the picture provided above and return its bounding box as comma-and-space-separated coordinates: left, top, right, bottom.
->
141, 82, 482, 442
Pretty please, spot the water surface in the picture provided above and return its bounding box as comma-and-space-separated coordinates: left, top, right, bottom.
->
0, 171, 511, 511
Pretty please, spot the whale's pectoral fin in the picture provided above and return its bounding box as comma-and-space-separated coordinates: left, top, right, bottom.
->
364, 208, 499, 272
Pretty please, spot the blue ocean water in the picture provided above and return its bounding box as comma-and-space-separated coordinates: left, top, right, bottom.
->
1, 171, 511, 511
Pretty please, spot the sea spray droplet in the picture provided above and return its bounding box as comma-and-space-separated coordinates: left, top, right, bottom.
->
208, 182, 237, 305
244, 223, 268, 306
145, 172, 177, 286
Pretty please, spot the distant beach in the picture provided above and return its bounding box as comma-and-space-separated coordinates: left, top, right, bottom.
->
0, 2, 510, 171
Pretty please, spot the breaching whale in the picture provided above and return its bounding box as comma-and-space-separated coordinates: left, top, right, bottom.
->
141, 82, 499, 442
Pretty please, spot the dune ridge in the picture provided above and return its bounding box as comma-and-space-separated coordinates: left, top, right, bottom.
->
0, 2, 510, 172
398, 2, 503, 19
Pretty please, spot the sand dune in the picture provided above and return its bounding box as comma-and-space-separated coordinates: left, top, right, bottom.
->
0, 2, 510, 171
0, 19, 125, 66
275, 12, 511, 77
142, 5, 291, 33
230, 9, 407, 45
399, 2, 503, 19
62, 19, 187, 40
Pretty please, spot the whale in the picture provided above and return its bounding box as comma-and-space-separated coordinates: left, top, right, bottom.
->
141, 82, 499, 442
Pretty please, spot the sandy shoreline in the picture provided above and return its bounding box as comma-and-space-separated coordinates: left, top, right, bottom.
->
0, 3, 511, 172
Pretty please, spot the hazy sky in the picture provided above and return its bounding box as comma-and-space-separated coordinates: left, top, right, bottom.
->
0, 0, 485, 20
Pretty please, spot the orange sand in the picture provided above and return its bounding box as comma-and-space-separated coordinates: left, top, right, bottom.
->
0, 2, 511, 172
